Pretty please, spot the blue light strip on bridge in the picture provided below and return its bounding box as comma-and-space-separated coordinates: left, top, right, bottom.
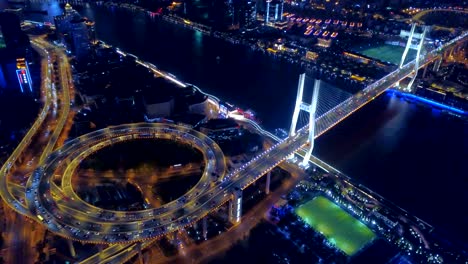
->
388, 89, 467, 115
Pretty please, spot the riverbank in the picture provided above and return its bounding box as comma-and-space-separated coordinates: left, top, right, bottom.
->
389, 89, 468, 117
110, 38, 467, 254
90, 2, 383, 92
23, 5, 468, 250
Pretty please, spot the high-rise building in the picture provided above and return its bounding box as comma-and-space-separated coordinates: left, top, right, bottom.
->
54, 3, 95, 59
3, 8, 24, 22
54, 3, 81, 35
85, 20, 96, 44
70, 18, 91, 59
264, 0, 283, 24
0, 11, 32, 93
210, 0, 232, 30
0, 11, 29, 57
233, 0, 257, 29
14, 57, 32, 93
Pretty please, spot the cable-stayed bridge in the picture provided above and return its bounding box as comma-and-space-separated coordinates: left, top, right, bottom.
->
55, 26, 468, 263
0, 21, 467, 263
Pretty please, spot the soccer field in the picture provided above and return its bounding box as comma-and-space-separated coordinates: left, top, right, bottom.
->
358, 45, 417, 65
295, 196, 376, 256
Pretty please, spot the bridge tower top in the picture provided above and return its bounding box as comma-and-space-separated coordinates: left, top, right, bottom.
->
289, 73, 320, 166
399, 23, 430, 69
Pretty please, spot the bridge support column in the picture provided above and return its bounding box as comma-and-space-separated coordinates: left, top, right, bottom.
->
137, 243, 143, 264
422, 65, 429, 79
395, 81, 400, 89
289, 73, 306, 138
265, 171, 271, 195
97, 244, 105, 251
301, 79, 320, 166
406, 26, 428, 92
433, 57, 442, 72
67, 239, 76, 258
229, 189, 242, 225
202, 217, 208, 240
288, 74, 321, 164
265, 1, 270, 24
399, 23, 416, 69
395, 23, 416, 90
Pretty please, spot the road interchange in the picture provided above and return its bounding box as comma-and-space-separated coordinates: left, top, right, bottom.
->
0, 28, 466, 263
25, 123, 227, 244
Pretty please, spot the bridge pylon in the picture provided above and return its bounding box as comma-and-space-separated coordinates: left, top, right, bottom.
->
288, 73, 320, 166
405, 26, 429, 92
433, 57, 442, 72
399, 23, 417, 69
229, 188, 242, 224
396, 23, 430, 91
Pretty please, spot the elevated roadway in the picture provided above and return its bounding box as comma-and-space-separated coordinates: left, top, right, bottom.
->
0, 36, 73, 215
413, 8, 468, 24
0, 36, 74, 264
25, 123, 226, 244
0, 24, 466, 262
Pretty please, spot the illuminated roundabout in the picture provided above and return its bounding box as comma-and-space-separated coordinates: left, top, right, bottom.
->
24, 123, 227, 244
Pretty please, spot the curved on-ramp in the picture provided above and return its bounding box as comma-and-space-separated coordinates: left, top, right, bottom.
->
25, 123, 227, 244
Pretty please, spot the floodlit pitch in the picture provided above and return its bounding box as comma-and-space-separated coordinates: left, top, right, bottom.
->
295, 196, 376, 256
358, 45, 417, 65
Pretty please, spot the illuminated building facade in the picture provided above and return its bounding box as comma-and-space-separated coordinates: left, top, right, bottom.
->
54, 3, 95, 59
317, 38, 332, 48
54, 3, 80, 35
143, 95, 175, 119
210, 0, 257, 30
15, 58, 32, 93
70, 18, 92, 59
232, 0, 257, 29
264, 0, 283, 24
0, 12, 32, 92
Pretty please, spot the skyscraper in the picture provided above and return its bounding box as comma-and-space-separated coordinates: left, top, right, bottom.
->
210, 0, 231, 30
70, 17, 91, 59
264, 0, 283, 24
0, 11, 29, 57
233, 0, 257, 29
0, 11, 32, 92
54, 3, 95, 59
54, 3, 80, 36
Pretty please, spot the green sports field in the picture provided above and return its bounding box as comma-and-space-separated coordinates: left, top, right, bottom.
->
295, 196, 376, 256
358, 45, 417, 65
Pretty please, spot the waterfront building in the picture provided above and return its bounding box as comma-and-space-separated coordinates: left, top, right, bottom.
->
198, 118, 240, 134
188, 97, 209, 115
210, 0, 256, 30
317, 38, 332, 48
232, 0, 257, 29
0, 12, 32, 92
69, 18, 92, 59
14, 57, 33, 93
143, 94, 175, 119
2, 8, 23, 22
54, 3, 81, 35
210, 0, 231, 30
264, 0, 283, 24
0, 12, 29, 57
85, 20, 96, 44
54, 3, 95, 59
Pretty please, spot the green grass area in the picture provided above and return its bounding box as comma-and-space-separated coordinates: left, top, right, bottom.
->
358, 45, 417, 65
295, 196, 376, 256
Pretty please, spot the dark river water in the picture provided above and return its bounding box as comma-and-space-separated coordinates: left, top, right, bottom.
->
25, 2, 468, 246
